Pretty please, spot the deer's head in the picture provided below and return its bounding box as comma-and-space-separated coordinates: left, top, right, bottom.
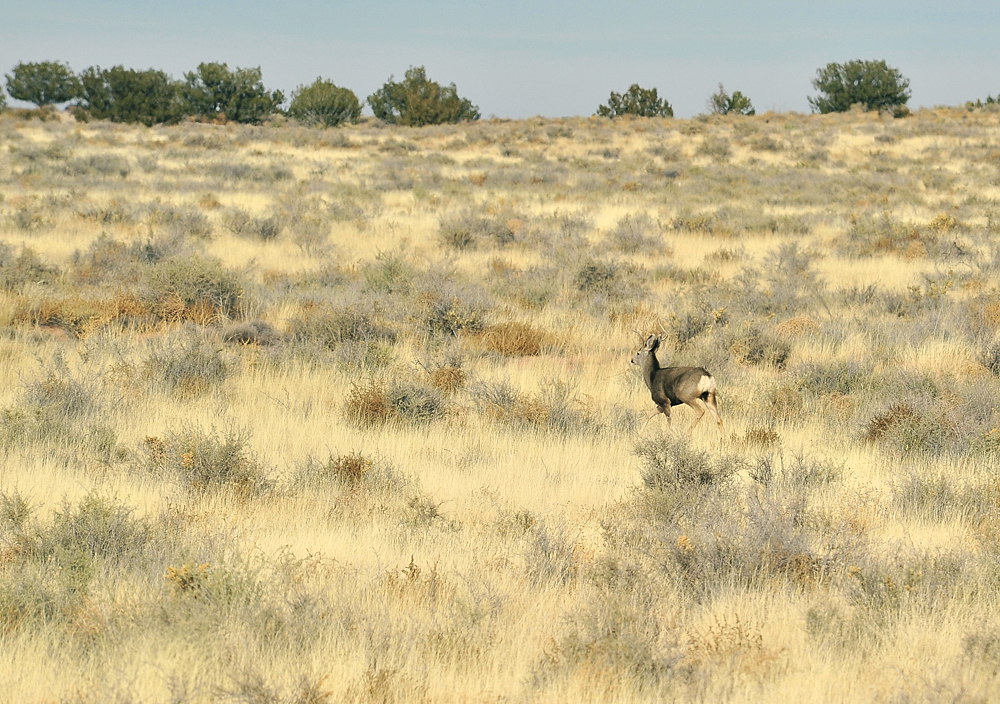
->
631, 334, 660, 366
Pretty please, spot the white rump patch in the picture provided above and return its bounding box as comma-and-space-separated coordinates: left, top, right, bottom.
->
697, 374, 716, 395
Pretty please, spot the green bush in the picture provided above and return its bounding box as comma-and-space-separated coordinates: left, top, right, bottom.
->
809, 59, 911, 115
288, 78, 361, 127
183, 62, 284, 124
367, 66, 480, 126
596, 84, 673, 118
78, 65, 184, 125
5, 61, 80, 107
707, 84, 755, 116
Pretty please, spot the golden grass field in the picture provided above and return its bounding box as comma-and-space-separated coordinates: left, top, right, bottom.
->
1, 106, 999, 702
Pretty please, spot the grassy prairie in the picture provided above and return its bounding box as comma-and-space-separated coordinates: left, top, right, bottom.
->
1, 107, 999, 703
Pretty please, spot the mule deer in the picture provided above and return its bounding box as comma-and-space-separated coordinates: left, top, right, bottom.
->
631, 334, 723, 431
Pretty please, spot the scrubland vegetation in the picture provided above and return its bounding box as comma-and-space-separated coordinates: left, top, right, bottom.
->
1, 107, 1000, 702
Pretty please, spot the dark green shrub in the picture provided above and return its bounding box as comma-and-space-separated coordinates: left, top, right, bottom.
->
596, 84, 673, 118
707, 84, 755, 116
367, 66, 479, 126
78, 65, 184, 125
183, 62, 284, 124
809, 59, 911, 115
5, 61, 80, 107
288, 78, 361, 127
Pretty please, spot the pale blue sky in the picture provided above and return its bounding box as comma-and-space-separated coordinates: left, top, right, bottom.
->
4, 1, 998, 117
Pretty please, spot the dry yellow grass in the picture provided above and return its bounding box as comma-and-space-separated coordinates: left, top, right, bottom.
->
0, 107, 999, 702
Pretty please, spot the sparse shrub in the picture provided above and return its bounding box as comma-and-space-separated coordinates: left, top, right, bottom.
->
470, 378, 599, 434
363, 250, 414, 294
740, 426, 782, 450
427, 363, 466, 393
344, 378, 447, 426
222, 319, 279, 346
794, 360, 874, 396
143, 330, 230, 396
574, 259, 621, 294
864, 401, 955, 454
748, 452, 841, 488
419, 291, 488, 336
439, 210, 518, 250
0, 243, 59, 290
697, 135, 732, 160
603, 213, 663, 254
728, 327, 791, 369
343, 380, 394, 426
141, 426, 272, 496
634, 434, 741, 488
475, 320, 553, 357
763, 383, 805, 422
286, 303, 395, 349
223, 209, 283, 241
146, 203, 213, 239
0, 491, 32, 533
65, 153, 130, 178
980, 340, 1000, 376
12, 292, 152, 337
36, 494, 151, 564
143, 255, 247, 323
293, 451, 410, 494
0, 370, 97, 448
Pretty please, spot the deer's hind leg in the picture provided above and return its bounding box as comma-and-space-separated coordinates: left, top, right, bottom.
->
683, 398, 708, 432
704, 391, 723, 429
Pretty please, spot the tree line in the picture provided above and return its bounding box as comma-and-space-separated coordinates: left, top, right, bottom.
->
0, 58, 958, 127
